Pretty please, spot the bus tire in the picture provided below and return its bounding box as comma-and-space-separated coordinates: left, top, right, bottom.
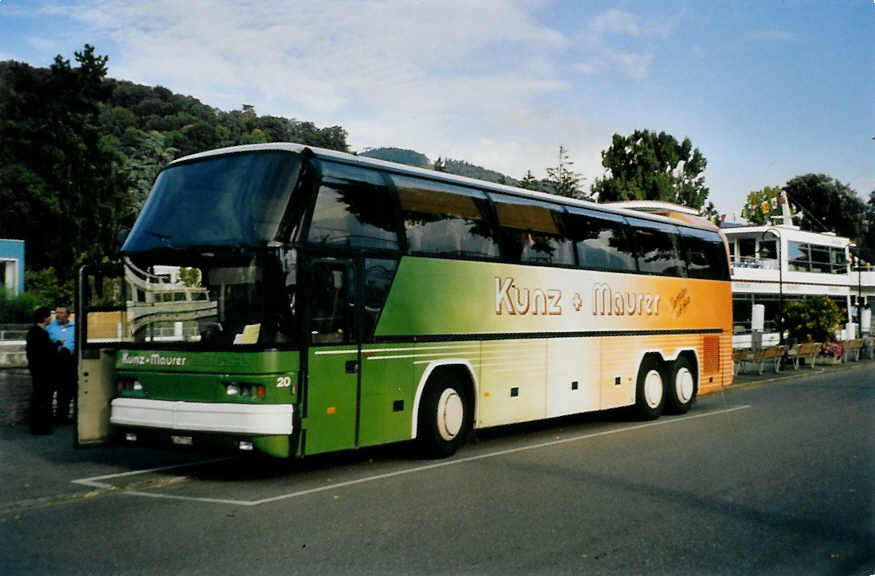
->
634, 356, 665, 420
665, 355, 697, 414
418, 370, 472, 458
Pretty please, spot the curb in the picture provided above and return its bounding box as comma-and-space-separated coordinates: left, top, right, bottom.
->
728, 359, 874, 391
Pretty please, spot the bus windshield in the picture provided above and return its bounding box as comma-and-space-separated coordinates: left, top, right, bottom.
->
124, 248, 296, 348
123, 151, 302, 252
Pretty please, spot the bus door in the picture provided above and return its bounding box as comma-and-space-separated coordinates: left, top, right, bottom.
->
304, 258, 361, 455
76, 263, 127, 447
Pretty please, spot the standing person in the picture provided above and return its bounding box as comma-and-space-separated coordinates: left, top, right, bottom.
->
47, 303, 76, 424
26, 306, 56, 435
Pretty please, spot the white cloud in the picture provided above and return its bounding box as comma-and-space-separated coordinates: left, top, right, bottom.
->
572, 8, 674, 80
37, 0, 602, 180
606, 49, 654, 79
576, 49, 654, 79
590, 9, 675, 39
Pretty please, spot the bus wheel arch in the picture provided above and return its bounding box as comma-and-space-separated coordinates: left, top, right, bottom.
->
634, 352, 666, 420
412, 361, 476, 458
665, 351, 698, 415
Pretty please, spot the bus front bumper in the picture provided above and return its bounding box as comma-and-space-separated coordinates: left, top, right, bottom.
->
110, 398, 294, 435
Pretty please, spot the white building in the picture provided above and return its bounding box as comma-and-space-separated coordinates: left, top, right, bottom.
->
721, 222, 861, 347
611, 199, 873, 346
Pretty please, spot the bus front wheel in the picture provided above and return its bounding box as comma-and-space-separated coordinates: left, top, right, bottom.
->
665, 355, 697, 414
634, 356, 665, 420
418, 371, 472, 458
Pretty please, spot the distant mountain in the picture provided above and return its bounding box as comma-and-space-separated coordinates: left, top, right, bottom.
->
359, 147, 518, 186
444, 158, 518, 186
359, 147, 430, 168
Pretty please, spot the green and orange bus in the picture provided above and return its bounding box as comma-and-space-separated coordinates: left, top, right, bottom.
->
77, 143, 733, 459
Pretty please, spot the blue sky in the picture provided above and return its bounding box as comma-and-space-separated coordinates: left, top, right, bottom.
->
0, 0, 872, 216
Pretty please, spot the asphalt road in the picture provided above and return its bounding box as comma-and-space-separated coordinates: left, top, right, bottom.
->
1, 364, 873, 575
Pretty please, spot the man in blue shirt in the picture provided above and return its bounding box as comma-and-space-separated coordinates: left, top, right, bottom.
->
47, 304, 76, 424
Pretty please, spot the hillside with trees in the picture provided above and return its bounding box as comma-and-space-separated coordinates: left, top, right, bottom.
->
359, 147, 518, 186
0, 45, 348, 302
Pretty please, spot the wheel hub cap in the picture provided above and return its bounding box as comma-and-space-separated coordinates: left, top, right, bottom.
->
437, 389, 464, 441
644, 370, 663, 409
676, 367, 694, 403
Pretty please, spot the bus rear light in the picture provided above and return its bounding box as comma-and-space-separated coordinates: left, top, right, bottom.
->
225, 384, 239, 396
125, 432, 137, 442
256, 385, 265, 398
132, 380, 143, 391
171, 435, 193, 446
238, 440, 254, 451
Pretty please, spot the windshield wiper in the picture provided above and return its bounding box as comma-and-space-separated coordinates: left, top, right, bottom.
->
145, 230, 176, 248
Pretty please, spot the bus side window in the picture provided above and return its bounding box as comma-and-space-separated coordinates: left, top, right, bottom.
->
564, 208, 636, 273
307, 162, 400, 251
310, 263, 352, 344
627, 217, 686, 277
681, 228, 730, 280
363, 258, 399, 341
490, 193, 574, 266
393, 175, 499, 259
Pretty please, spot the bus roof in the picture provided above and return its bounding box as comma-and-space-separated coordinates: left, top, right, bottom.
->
171, 143, 717, 232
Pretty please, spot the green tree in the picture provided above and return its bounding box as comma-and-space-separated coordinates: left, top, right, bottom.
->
519, 170, 541, 191
120, 129, 177, 211
545, 145, 586, 200
0, 44, 132, 293
783, 296, 843, 344
591, 130, 710, 210
858, 191, 875, 264
741, 185, 788, 225
783, 174, 867, 242
433, 157, 446, 172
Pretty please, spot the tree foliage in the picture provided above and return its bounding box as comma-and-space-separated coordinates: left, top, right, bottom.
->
0, 45, 129, 291
782, 174, 867, 244
858, 191, 875, 265
519, 170, 540, 191
740, 185, 787, 225
0, 45, 349, 304
592, 130, 710, 210
545, 145, 586, 200
783, 296, 843, 344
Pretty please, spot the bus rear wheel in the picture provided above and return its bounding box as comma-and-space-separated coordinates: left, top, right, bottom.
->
634, 356, 665, 420
665, 356, 697, 414
418, 371, 472, 458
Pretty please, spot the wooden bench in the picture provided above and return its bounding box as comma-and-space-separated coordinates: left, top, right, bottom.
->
742, 345, 788, 375
842, 339, 864, 362
786, 341, 822, 370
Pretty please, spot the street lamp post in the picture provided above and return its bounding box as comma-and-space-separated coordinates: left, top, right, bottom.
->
855, 255, 862, 335
764, 228, 783, 344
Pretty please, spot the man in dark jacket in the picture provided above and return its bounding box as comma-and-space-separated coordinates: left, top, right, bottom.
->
26, 306, 55, 435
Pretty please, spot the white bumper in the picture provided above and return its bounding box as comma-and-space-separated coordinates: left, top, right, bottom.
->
110, 398, 293, 435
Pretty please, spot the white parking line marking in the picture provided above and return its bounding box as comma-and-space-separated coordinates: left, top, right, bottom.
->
71, 405, 751, 506
71, 457, 233, 490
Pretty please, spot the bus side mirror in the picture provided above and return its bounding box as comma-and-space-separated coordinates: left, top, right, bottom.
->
117, 227, 130, 246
